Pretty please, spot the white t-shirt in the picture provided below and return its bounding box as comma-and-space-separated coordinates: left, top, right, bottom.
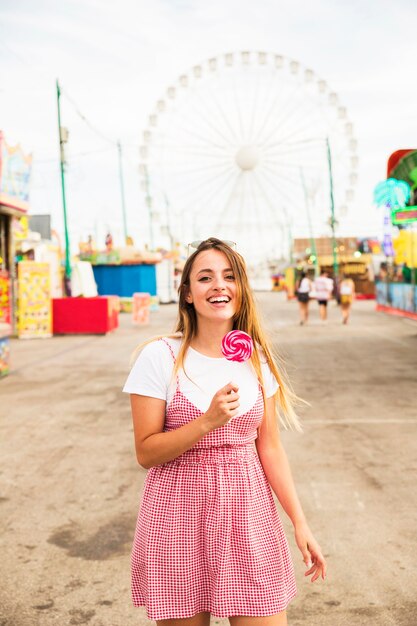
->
340, 280, 353, 295
314, 276, 334, 300
298, 277, 311, 293
123, 337, 279, 418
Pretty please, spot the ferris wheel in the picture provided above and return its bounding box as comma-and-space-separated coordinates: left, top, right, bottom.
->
139, 51, 358, 269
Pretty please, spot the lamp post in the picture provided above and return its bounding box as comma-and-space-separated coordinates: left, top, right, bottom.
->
326, 138, 339, 281
117, 140, 128, 244
300, 168, 319, 277
56, 79, 71, 296
142, 164, 154, 250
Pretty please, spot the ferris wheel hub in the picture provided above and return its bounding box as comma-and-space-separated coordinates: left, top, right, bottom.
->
235, 145, 260, 171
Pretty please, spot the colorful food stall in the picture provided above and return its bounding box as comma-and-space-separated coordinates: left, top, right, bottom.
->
0, 269, 12, 377
78, 242, 160, 314
374, 149, 417, 320
0, 132, 32, 373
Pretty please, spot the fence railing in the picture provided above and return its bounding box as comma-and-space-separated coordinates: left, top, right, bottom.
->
375, 280, 417, 313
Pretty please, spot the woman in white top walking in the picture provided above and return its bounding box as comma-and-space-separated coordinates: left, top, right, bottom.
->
295, 271, 312, 326
339, 274, 355, 324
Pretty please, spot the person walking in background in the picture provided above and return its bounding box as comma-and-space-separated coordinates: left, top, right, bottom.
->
314, 270, 334, 322
339, 274, 355, 324
105, 231, 113, 252
123, 238, 326, 626
295, 270, 312, 326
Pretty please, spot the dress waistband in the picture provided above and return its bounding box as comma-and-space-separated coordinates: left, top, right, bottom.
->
165, 444, 258, 466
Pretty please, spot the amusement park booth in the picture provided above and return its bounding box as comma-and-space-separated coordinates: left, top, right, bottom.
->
0, 132, 32, 375
92, 262, 157, 298
374, 149, 417, 319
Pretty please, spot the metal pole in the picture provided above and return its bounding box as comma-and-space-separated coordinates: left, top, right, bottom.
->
288, 221, 294, 265
300, 168, 319, 276
163, 193, 174, 302
143, 164, 154, 250
117, 140, 128, 244
326, 137, 339, 280
56, 79, 71, 295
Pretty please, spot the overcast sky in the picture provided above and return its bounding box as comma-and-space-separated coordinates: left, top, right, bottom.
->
1, 0, 416, 253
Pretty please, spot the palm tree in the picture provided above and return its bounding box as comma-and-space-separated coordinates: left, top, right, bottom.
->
373, 178, 411, 256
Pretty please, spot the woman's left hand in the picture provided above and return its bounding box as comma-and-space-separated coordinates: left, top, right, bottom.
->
294, 521, 327, 582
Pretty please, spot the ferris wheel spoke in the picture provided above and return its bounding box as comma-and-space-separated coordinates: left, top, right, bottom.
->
236, 171, 247, 230
252, 172, 287, 228
263, 166, 324, 188
329, 136, 355, 164
171, 146, 234, 161
187, 88, 241, 146
263, 154, 323, 173
177, 164, 238, 214
153, 141, 234, 160
169, 172, 236, 215
262, 145, 325, 166
326, 115, 352, 142
260, 104, 322, 151
231, 70, 247, 142
168, 151, 233, 163
212, 171, 244, 233
267, 97, 326, 145
264, 172, 314, 202
257, 167, 303, 212
194, 167, 241, 215
248, 175, 267, 253
263, 164, 317, 199
263, 112, 330, 150
262, 136, 327, 155
191, 174, 241, 240
261, 95, 328, 151
250, 66, 280, 142
262, 155, 324, 174
172, 121, 230, 152
263, 122, 324, 150
252, 173, 276, 223
256, 81, 304, 147
161, 159, 235, 181
201, 83, 242, 144
256, 176, 305, 234
248, 71, 261, 144
252, 75, 298, 147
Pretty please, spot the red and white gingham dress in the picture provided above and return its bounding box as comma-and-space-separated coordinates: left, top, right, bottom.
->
131, 339, 297, 620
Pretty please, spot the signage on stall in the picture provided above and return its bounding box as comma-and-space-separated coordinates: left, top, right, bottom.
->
342, 263, 367, 275
391, 206, 417, 225
17, 262, 52, 338
0, 270, 11, 325
0, 132, 32, 213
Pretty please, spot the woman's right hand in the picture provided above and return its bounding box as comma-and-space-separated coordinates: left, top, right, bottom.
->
202, 382, 240, 431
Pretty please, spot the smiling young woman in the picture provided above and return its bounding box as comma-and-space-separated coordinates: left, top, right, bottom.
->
123, 238, 326, 626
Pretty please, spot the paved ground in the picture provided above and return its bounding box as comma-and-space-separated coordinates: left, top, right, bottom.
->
1, 293, 416, 626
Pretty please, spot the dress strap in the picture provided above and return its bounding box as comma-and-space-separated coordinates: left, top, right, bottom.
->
160, 337, 176, 362
160, 338, 180, 390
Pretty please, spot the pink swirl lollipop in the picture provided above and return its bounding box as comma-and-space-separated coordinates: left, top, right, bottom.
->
221, 330, 254, 362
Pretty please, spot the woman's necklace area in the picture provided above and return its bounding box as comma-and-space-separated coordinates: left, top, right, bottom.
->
189, 342, 224, 358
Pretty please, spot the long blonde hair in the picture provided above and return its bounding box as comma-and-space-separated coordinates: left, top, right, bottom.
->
133, 238, 303, 432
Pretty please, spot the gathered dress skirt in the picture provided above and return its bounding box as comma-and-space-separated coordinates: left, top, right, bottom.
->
131, 443, 297, 620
